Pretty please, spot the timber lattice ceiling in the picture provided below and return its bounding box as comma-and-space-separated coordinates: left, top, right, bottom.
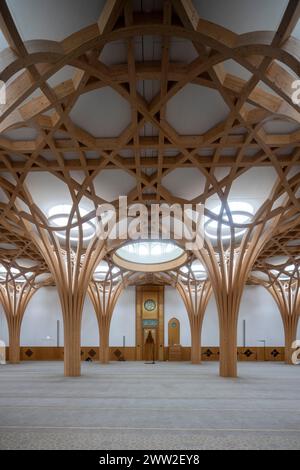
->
0, 0, 299, 277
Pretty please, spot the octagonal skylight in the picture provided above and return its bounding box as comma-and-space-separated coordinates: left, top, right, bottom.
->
273, 264, 299, 281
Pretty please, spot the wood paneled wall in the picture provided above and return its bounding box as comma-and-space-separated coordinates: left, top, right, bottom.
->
5, 346, 285, 362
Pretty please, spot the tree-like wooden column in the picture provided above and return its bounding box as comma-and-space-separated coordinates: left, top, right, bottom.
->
252, 265, 300, 365
88, 263, 124, 364
1, 182, 107, 376
0, 268, 43, 363
27, 210, 107, 377
170, 0, 300, 377
176, 263, 212, 364
0, 0, 130, 377
12, 162, 109, 377
194, 191, 292, 377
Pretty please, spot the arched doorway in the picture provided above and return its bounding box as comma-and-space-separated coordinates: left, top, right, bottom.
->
144, 329, 156, 361
168, 318, 180, 346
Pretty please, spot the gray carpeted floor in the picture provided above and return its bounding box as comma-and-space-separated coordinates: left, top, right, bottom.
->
0, 361, 299, 450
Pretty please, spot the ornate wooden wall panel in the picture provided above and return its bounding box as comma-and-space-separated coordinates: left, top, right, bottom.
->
136, 285, 164, 361
9, 346, 286, 362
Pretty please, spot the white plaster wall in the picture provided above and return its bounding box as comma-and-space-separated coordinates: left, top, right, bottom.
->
202, 296, 220, 346
109, 287, 136, 347
81, 295, 99, 346
0, 284, 298, 348
21, 287, 62, 347
238, 285, 284, 347
82, 287, 136, 346
0, 305, 8, 344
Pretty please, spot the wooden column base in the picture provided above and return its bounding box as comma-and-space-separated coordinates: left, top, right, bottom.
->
64, 320, 81, 377
191, 329, 201, 364
220, 329, 238, 378
99, 345, 110, 364
8, 327, 21, 364
284, 326, 298, 365
285, 348, 295, 365
99, 326, 110, 364
285, 335, 297, 365
191, 352, 201, 364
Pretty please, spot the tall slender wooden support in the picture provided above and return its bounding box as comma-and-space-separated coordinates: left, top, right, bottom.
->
195, 184, 291, 377
0, 268, 43, 364
88, 264, 124, 364
8, 317, 21, 363
176, 264, 212, 364
274, 277, 300, 365
252, 265, 300, 365
170, 0, 300, 376
16, 177, 107, 376
31, 224, 106, 377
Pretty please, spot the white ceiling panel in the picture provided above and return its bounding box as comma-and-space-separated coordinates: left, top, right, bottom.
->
93, 170, 136, 203
162, 168, 206, 200
166, 84, 229, 135
8, 0, 105, 42
70, 88, 131, 138
193, 0, 289, 35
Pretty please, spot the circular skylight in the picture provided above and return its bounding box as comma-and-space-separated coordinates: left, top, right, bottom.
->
205, 201, 254, 240
113, 241, 187, 272
250, 271, 270, 283
48, 205, 96, 242
0, 266, 30, 283
180, 261, 207, 280
273, 264, 299, 281
0, 243, 17, 250
93, 261, 120, 281
265, 256, 289, 266
35, 273, 52, 284
287, 239, 300, 247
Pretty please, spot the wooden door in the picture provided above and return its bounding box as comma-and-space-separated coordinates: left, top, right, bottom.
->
168, 318, 180, 346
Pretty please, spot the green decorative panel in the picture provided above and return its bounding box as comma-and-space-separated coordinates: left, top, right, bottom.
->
143, 319, 159, 328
